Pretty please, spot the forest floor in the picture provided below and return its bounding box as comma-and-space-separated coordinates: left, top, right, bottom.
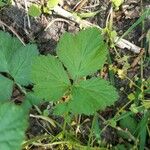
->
0, 0, 150, 150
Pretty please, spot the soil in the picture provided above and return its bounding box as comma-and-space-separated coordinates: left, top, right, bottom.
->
0, 0, 150, 149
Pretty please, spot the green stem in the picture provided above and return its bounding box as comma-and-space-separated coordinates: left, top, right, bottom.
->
22, 134, 52, 148
33, 141, 70, 147
62, 112, 68, 138
125, 76, 141, 90
88, 112, 97, 148
107, 53, 115, 86
16, 82, 27, 95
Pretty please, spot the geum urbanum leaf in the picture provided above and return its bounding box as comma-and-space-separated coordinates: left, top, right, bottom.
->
0, 102, 28, 150
32, 55, 71, 101
68, 78, 119, 115
9, 44, 39, 85
32, 28, 118, 115
57, 27, 108, 80
0, 31, 39, 86
22, 92, 46, 111
0, 31, 22, 72
0, 74, 13, 102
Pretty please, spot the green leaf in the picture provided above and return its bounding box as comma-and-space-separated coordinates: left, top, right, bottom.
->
119, 115, 137, 134
32, 55, 71, 101
22, 92, 45, 111
0, 102, 28, 150
137, 111, 149, 150
47, 0, 60, 10
0, 51, 8, 72
0, 0, 11, 7
9, 44, 39, 85
68, 78, 118, 115
0, 31, 39, 86
127, 93, 135, 101
92, 114, 101, 139
115, 144, 126, 150
112, 0, 124, 9
54, 103, 69, 115
28, 4, 41, 17
0, 31, 22, 72
77, 10, 100, 19
0, 75, 13, 102
57, 28, 108, 80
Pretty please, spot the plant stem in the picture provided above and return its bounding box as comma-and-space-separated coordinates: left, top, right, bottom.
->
53, 5, 141, 53
87, 112, 97, 148
125, 76, 141, 90
107, 53, 115, 86
16, 83, 27, 95
62, 112, 68, 138
22, 134, 52, 148
140, 0, 145, 102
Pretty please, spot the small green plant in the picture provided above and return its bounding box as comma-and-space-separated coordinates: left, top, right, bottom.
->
0, 31, 38, 149
28, 0, 60, 17
112, 0, 124, 10
0, 28, 118, 149
32, 28, 118, 115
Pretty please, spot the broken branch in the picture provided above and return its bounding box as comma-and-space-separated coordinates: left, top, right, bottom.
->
53, 6, 142, 53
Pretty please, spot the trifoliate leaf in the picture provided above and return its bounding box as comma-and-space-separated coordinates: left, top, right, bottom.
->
28, 4, 41, 17
0, 75, 13, 102
9, 44, 39, 85
0, 31, 39, 86
57, 27, 108, 80
0, 102, 28, 150
68, 78, 118, 115
32, 55, 71, 101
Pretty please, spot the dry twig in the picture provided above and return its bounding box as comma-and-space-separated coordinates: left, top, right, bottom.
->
0, 19, 25, 46
53, 6, 142, 54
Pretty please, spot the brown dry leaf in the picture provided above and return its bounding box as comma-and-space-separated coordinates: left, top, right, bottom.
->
131, 48, 145, 68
